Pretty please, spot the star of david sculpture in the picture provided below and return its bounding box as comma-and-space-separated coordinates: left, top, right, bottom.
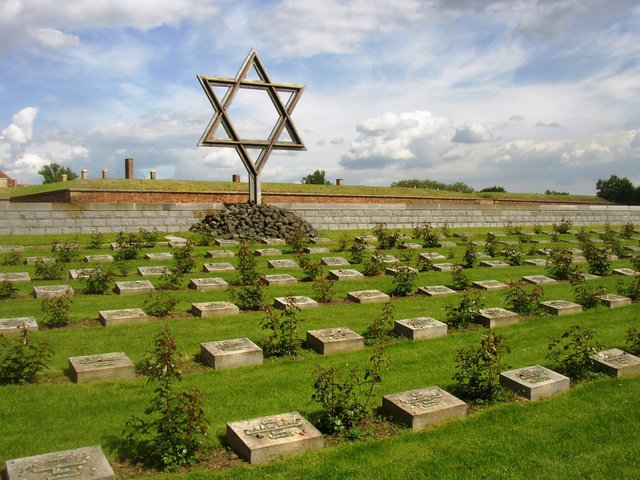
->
197, 49, 305, 204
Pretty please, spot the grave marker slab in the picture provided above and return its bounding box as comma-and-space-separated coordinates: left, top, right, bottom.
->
4, 445, 115, 480
0, 317, 38, 335
310, 237, 331, 244
355, 235, 376, 243
577, 272, 600, 281
385, 266, 418, 276
165, 236, 188, 248
114, 280, 155, 295
590, 348, 640, 378
189, 277, 229, 291
205, 250, 235, 258
32, 285, 73, 299
347, 289, 390, 304
321, 256, 350, 267
138, 266, 169, 276
394, 317, 447, 340
226, 412, 323, 465
267, 259, 299, 269
539, 300, 583, 316
274, 295, 318, 309
203, 262, 235, 272
420, 252, 447, 261
525, 259, 547, 266
522, 275, 557, 285
536, 248, 551, 256
99, 308, 148, 327
473, 280, 508, 291
480, 260, 510, 268
433, 263, 456, 272
399, 243, 422, 249
500, 365, 570, 400
262, 274, 298, 286
440, 241, 457, 248
200, 338, 262, 370
328, 269, 364, 281
306, 327, 364, 355
216, 239, 240, 247
571, 256, 587, 264
613, 268, 639, 277
261, 238, 286, 245
380, 255, 399, 263
304, 247, 329, 254
69, 268, 100, 280
0, 272, 30, 282
144, 252, 173, 261
255, 248, 282, 256
191, 301, 240, 318
68, 352, 135, 383
0, 245, 23, 253
24, 256, 55, 265
83, 254, 114, 263
476, 307, 519, 328
109, 242, 120, 250
418, 285, 457, 296
597, 293, 632, 308
382, 386, 466, 431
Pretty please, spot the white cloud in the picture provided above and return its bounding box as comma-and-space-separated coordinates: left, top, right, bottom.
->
452, 123, 494, 143
27, 27, 80, 49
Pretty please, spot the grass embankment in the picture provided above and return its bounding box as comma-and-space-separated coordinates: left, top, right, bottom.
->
3, 179, 607, 204
0, 225, 639, 479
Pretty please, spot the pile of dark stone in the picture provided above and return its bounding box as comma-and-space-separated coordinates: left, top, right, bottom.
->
190, 203, 317, 241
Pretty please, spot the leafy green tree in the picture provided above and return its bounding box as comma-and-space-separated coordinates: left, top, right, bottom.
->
37, 163, 79, 184
480, 185, 506, 192
391, 178, 474, 193
301, 169, 330, 185
595, 175, 637, 204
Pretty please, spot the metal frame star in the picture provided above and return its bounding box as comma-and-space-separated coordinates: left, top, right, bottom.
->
197, 48, 305, 203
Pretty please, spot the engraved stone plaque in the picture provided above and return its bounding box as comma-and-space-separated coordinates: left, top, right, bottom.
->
500, 365, 569, 400
203, 262, 235, 272
385, 266, 418, 276
480, 260, 510, 268
399, 243, 422, 249
440, 241, 457, 248
98, 308, 148, 327
216, 239, 240, 247
525, 259, 547, 266
137, 266, 169, 276
476, 307, 519, 328
571, 255, 587, 264
306, 327, 364, 355
255, 248, 282, 256
612, 268, 640, 277
590, 348, 640, 378
267, 259, 299, 269
32, 285, 73, 299
189, 277, 229, 291
380, 255, 399, 263
310, 237, 331, 244
226, 411, 323, 464
473, 280, 508, 291
83, 254, 114, 263
304, 247, 329, 254
536, 248, 551, 255
539, 300, 583, 316
0, 317, 38, 335
432, 263, 456, 272
114, 280, 154, 295
24, 256, 55, 265
522, 275, 557, 285
261, 238, 286, 245
4, 445, 115, 480
200, 337, 262, 370
597, 293, 632, 309
418, 285, 457, 296
69, 268, 100, 280
0, 245, 23, 253
355, 235, 376, 243
274, 296, 318, 310
419, 252, 447, 261
68, 352, 135, 383
262, 274, 298, 286
347, 289, 390, 304
165, 236, 188, 248
577, 272, 600, 281
394, 317, 447, 340
0, 272, 30, 282
205, 250, 235, 258
191, 301, 240, 318
328, 269, 364, 281
382, 386, 466, 431
144, 252, 174, 261
321, 257, 350, 267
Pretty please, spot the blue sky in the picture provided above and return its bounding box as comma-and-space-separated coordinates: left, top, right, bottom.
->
1, 0, 639, 194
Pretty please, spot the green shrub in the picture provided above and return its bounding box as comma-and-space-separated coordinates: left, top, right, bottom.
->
52, 240, 79, 263
504, 282, 543, 315
440, 222, 451, 237
620, 222, 635, 240
297, 254, 323, 281
171, 241, 195, 274
545, 248, 577, 280
41, 294, 73, 327
501, 245, 524, 266
449, 264, 471, 290
312, 276, 335, 303
462, 242, 478, 268
138, 227, 160, 247
87, 232, 105, 250
362, 252, 386, 277
416, 255, 433, 272
124, 325, 208, 472
547, 324, 602, 382
484, 234, 498, 257
158, 271, 184, 291
82, 269, 113, 295
286, 226, 310, 255
0, 280, 18, 300
1, 249, 22, 266
236, 241, 259, 285
582, 241, 611, 275
114, 232, 140, 260
34, 259, 64, 280
229, 283, 265, 311
391, 266, 417, 297
259, 299, 302, 357
552, 217, 573, 234
570, 277, 606, 309
143, 291, 178, 317
617, 277, 640, 301
349, 238, 368, 264
575, 227, 590, 243
453, 332, 509, 404
445, 291, 484, 329
630, 252, 640, 272
0, 325, 53, 385
626, 326, 640, 355
112, 257, 130, 276
364, 302, 395, 342
373, 222, 399, 250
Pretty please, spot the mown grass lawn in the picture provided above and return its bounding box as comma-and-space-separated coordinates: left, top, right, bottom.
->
0, 224, 638, 479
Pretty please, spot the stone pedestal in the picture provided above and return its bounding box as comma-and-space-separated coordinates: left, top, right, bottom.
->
0, 317, 38, 335
25, 256, 55, 265
612, 268, 639, 277
394, 317, 447, 340
0, 272, 30, 282
226, 412, 323, 464
138, 266, 169, 276
191, 301, 240, 318
539, 300, 583, 316
68, 352, 135, 383
420, 252, 447, 261
267, 259, 299, 269
83, 255, 114, 263
165, 236, 188, 248
144, 252, 173, 261
476, 308, 519, 328
399, 243, 422, 249
274, 296, 318, 309
418, 285, 457, 296
4, 445, 115, 480
328, 269, 364, 280
590, 349, 640, 377
321, 257, 350, 267
306, 327, 364, 355
522, 275, 557, 285
255, 248, 282, 256
597, 294, 632, 309
99, 308, 148, 327
69, 268, 99, 280
205, 250, 235, 258
115, 280, 154, 295
500, 365, 570, 400
385, 266, 418, 276
310, 237, 332, 244
304, 247, 329, 254
216, 239, 240, 247
347, 289, 390, 304
189, 277, 229, 291
200, 338, 263, 370
480, 260, 510, 268
472, 280, 508, 290
525, 259, 547, 266
32, 285, 73, 299
261, 238, 286, 245
262, 274, 298, 286
382, 386, 466, 431
432, 263, 456, 271
203, 262, 235, 272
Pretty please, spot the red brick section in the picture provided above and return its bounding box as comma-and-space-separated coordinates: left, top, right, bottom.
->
10, 189, 599, 206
